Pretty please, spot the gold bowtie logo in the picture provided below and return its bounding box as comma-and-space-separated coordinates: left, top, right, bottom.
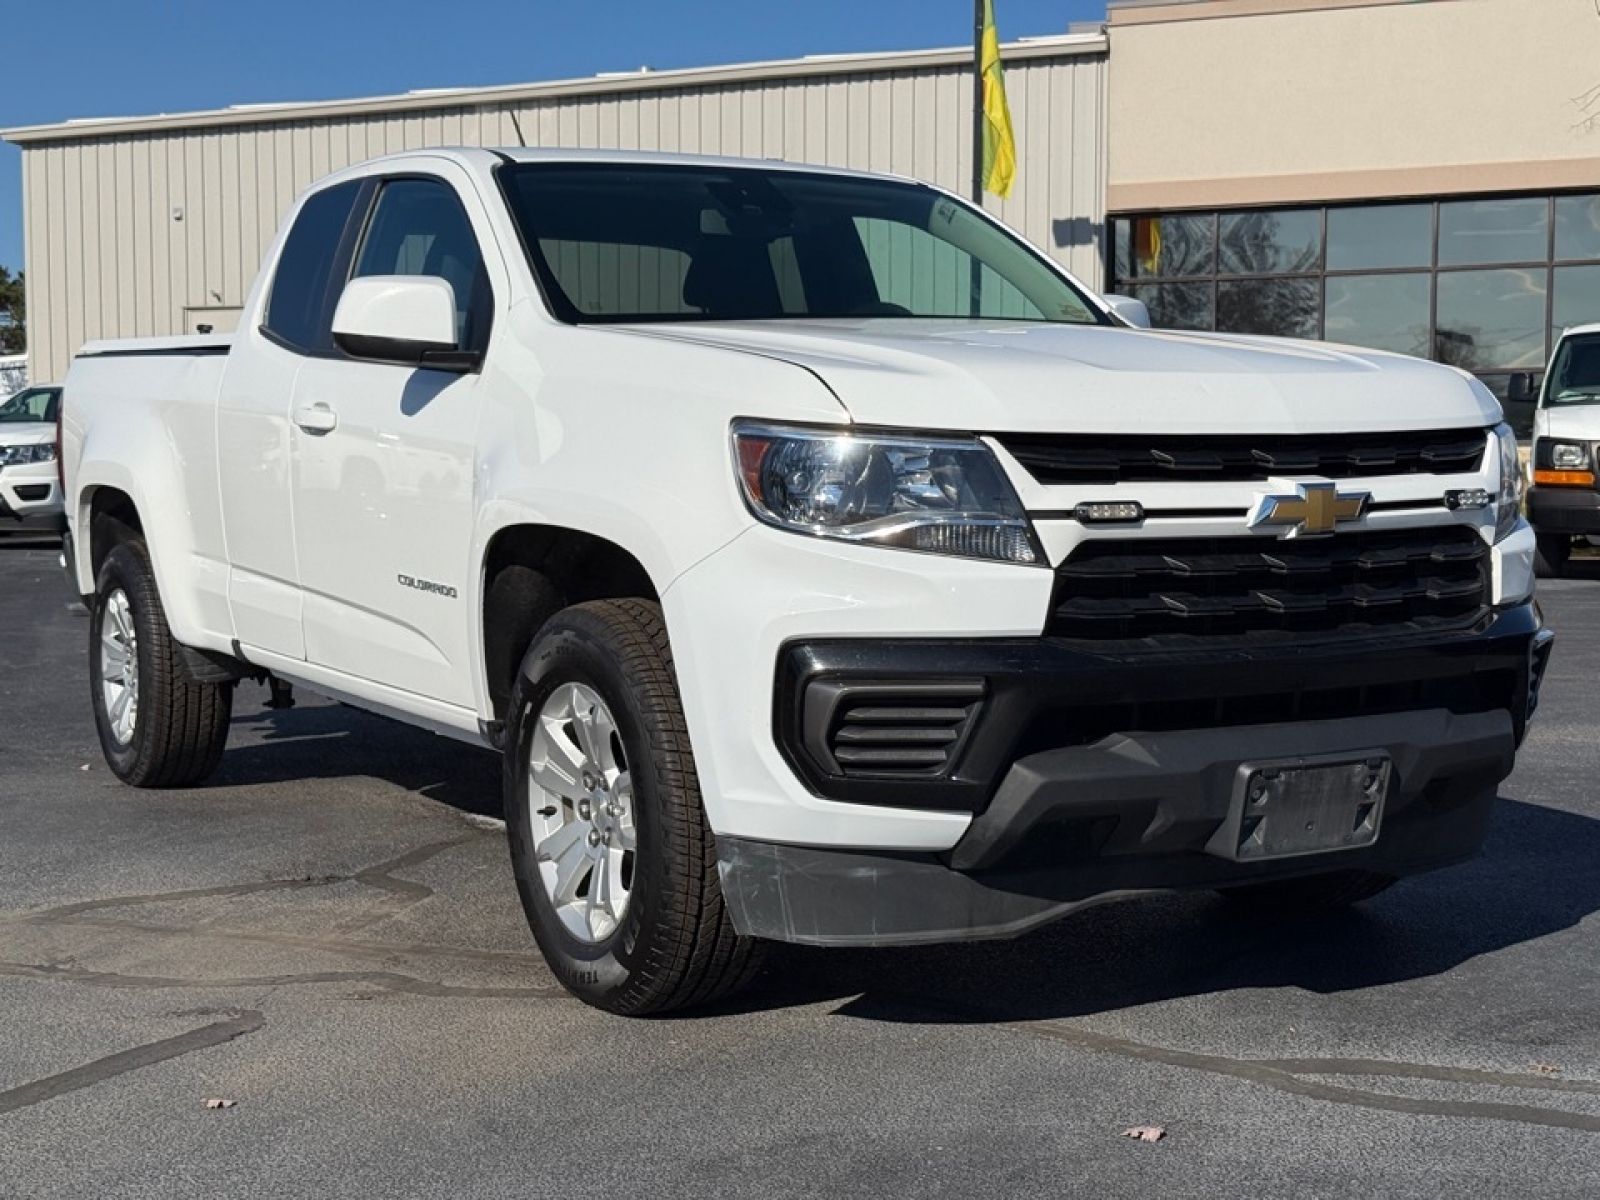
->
1250, 482, 1369, 538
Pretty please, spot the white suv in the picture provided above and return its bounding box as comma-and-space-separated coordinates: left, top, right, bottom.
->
0, 385, 64, 535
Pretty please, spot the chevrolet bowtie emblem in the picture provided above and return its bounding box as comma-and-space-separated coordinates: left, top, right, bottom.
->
1249, 481, 1369, 538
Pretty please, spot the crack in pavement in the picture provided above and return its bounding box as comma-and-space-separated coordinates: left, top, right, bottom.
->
0, 960, 568, 1001
9, 915, 543, 968
0, 835, 547, 969
842, 993, 1600, 1133
0, 1010, 265, 1116
7, 836, 475, 925
1003, 1017, 1600, 1134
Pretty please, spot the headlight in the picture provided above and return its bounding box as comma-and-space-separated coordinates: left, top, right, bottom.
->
1494, 423, 1523, 543
0, 443, 57, 466
731, 422, 1042, 564
1550, 441, 1591, 471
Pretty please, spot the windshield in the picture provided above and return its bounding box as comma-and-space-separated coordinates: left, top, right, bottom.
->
498, 162, 1106, 327
0, 386, 59, 424
1544, 334, 1600, 407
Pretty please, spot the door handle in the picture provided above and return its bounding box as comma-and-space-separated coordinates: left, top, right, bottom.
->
293, 402, 338, 434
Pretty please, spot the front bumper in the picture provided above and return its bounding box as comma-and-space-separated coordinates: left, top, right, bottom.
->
718, 602, 1550, 945
1527, 484, 1600, 535
0, 463, 65, 535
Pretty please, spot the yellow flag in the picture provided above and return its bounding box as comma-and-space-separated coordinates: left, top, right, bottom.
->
981, 0, 1017, 199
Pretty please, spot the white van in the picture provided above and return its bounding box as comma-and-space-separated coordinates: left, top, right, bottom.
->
1523, 322, 1600, 576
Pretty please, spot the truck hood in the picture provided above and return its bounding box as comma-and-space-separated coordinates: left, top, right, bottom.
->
1538, 405, 1600, 442
628, 320, 1501, 435
0, 420, 54, 446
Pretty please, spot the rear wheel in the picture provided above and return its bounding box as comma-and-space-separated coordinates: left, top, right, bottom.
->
1534, 532, 1572, 578
88, 538, 233, 787
1215, 869, 1395, 916
503, 598, 763, 1015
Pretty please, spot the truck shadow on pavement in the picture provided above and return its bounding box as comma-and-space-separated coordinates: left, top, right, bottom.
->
218, 695, 503, 820
730, 795, 1600, 1024
207, 692, 1597, 1026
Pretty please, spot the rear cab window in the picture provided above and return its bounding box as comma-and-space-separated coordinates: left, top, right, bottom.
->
262, 180, 367, 354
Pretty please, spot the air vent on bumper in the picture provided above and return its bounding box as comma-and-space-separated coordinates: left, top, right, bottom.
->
801, 679, 986, 779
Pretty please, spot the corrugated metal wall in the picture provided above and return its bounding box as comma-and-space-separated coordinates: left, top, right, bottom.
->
17, 45, 1107, 382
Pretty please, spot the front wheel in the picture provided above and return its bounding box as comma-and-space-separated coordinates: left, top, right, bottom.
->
1534, 532, 1572, 578
503, 598, 763, 1015
88, 538, 233, 787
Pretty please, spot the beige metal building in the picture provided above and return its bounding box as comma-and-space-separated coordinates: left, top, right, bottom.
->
1104, 0, 1600, 427
6, 0, 1600, 426
0, 34, 1109, 383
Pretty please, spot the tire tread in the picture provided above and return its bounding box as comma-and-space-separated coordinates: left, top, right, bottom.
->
507, 598, 763, 1016
91, 537, 232, 788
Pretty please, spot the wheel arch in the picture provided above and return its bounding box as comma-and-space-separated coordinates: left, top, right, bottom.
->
71, 448, 212, 650
480, 523, 661, 724
85, 484, 144, 579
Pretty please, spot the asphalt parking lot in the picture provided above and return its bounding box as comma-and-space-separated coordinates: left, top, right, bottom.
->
1, 539, 1598, 1198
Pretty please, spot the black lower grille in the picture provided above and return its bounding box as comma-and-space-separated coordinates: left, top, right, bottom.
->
1048, 525, 1490, 643
801, 679, 985, 778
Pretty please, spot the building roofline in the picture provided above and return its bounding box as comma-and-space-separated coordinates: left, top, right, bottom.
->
0, 33, 1106, 145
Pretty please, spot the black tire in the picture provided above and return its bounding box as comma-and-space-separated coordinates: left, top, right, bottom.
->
1215, 869, 1396, 916
88, 538, 233, 787
503, 598, 764, 1015
1534, 532, 1572, 579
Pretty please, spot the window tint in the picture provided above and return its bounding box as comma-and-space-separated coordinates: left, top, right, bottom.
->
1326, 204, 1432, 271
1216, 278, 1319, 338
1437, 198, 1548, 267
0, 386, 59, 423
1555, 195, 1600, 262
264, 180, 363, 352
537, 241, 694, 316
1546, 333, 1600, 404
1218, 209, 1321, 275
353, 178, 488, 351
1127, 214, 1214, 278
854, 216, 1047, 319
1127, 281, 1213, 330
499, 163, 1106, 325
1552, 264, 1600, 343
1434, 268, 1547, 370
1324, 274, 1431, 357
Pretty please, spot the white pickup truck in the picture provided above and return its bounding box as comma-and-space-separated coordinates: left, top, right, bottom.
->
60, 148, 1553, 1014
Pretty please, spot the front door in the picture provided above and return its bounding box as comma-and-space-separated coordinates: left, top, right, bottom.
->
289, 173, 495, 708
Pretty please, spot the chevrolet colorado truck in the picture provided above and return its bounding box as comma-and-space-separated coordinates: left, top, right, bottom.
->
60, 148, 1553, 1014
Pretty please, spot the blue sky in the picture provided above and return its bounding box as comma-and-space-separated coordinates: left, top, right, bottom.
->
0, 0, 1108, 276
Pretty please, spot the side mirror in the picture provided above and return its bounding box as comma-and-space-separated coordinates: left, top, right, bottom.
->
1102, 294, 1152, 329
1506, 372, 1534, 404
332, 276, 479, 371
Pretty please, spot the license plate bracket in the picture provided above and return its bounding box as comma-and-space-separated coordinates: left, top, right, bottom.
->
1207, 751, 1390, 862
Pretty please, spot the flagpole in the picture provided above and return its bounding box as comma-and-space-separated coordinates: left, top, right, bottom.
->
970, 0, 985, 316
971, 0, 985, 205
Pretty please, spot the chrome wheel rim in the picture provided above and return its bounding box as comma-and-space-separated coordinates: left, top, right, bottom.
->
99, 589, 139, 746
526, 682, 636, 943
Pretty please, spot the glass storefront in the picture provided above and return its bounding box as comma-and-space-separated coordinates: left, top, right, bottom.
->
1110, 193, 1600, 433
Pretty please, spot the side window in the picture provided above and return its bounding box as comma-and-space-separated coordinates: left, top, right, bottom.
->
353, 178, 490, 352
0, 387, 59, 423
263, 180, 364, 353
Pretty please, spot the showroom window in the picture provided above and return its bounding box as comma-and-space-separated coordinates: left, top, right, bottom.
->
1111, 192, 1600, 433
